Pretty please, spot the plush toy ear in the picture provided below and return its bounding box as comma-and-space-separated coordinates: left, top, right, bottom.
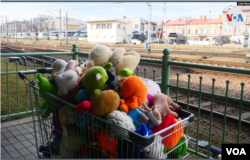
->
106, 70, 115, 81
102, 62, 113, 70
119, 68, 133, 77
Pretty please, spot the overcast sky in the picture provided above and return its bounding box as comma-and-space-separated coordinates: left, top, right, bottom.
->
1, 2, 236, 22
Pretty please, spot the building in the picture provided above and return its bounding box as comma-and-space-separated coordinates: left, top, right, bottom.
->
30, 15, 82, 32
86, 19, 133, 44
186, 15, 222, 42
222, 5, 250, 41
163, 17, 193, 41
3, 20, 30, 35
122, 17, 157, 39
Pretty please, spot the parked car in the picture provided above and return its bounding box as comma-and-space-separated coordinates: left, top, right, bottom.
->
153, 39, 165, 43
144, 39, 155, 43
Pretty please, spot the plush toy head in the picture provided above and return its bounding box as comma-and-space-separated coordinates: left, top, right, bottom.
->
86, 45, 113, 69
120, 76, 147, 106
92, 90, 120, 117
36, 73, 58, 96
75, 89, 90, 104
52, 59, 68, 75
57, 70, 80, 96
82, 66, 109, 95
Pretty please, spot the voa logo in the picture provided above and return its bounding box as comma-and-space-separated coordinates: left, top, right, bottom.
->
226, 148, 246, 156
225, 8, 244, 27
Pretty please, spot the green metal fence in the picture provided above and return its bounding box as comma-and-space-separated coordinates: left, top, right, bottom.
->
1, 43, 250, 159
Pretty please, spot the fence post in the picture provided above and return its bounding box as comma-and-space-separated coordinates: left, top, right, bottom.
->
72, 43, 78, 61
161, 48, 171, 95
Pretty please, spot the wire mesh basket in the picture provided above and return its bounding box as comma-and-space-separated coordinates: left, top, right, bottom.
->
19, 69, 194, 159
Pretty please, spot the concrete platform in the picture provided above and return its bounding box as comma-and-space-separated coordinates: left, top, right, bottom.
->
1, 116, 40, 159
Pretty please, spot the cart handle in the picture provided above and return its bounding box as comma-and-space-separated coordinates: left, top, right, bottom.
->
18, 68, 53, 80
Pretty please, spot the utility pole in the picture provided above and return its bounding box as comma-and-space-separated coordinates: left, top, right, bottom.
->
59, 9, 61, 45
6, 15, 8, 42
65, 12, 68, 45
1, 15, 4, 42
248, 24, 250, 52
147, 2, 151, 54
15, 19, 17, 42
164, 4, 168, 45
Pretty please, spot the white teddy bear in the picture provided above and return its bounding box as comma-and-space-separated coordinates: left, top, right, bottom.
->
107, 110, 136, 138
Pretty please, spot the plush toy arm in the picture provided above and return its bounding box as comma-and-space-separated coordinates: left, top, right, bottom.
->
93, 89, 101, 96
119, 68, 133, 77
128, 96, 138, 110
102, 62, 113, 70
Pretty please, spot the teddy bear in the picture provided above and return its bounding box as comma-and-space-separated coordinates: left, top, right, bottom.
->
119, 76, 148, 113
81, 45, 113, 72
109, 47, 140, 79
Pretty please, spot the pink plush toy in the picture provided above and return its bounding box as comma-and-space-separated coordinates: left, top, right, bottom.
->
146, 94, 154, 108
56, 60, 80, 96
140, 78, 161, 96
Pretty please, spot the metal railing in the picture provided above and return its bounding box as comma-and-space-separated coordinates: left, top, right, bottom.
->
1, 43, 250, 159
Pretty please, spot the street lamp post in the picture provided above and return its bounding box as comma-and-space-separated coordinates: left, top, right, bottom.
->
209, 11, 211, 45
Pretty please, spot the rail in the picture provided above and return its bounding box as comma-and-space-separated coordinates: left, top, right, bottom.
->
1, 43, 250, 159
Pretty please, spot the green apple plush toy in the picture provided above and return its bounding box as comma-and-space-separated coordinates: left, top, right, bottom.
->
36, 73, 58, 118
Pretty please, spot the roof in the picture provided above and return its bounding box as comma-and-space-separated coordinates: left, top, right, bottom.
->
223, 5, 250, 13
85, 19, 127, 23
164, 19, 194, 26
187, 18, 222, 25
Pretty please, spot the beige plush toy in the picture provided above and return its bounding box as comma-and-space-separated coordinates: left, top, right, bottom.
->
83, 45, 112, 70
109, 48, 140, 79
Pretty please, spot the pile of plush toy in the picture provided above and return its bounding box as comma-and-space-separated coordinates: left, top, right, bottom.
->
36, 45, 188, 159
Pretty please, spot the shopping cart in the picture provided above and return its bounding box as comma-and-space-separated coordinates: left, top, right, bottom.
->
19, 69, 194, 159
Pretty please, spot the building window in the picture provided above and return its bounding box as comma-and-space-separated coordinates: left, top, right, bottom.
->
173, 29, 176, 32
214, 29, 218, 34
224, 27, 228, 33
228, 27, 231, 32
188, 29, 191, 34
107, 23, 112, 29
182, 30, 184, 34
91, 24, 96, 29
195, 29, 198, 34
135, 24, 138, 28
238, 27, 241, 33
246, 15, 250, 22
245, 26, 249, 32
201, 29, 204, 35
96, 24, 101, 29
207, 29, 210, 34
102, 24, 106, 29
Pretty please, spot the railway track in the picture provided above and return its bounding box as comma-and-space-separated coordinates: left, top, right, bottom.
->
3, 42, 249, 58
